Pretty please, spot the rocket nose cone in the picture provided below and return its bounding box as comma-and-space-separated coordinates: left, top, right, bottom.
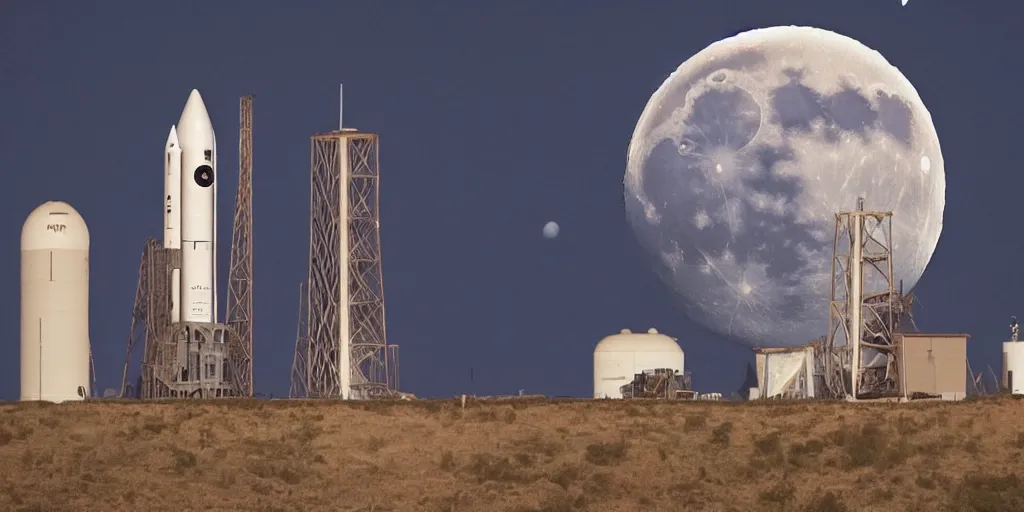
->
166, 125, 179, 149
187, 89, 204, 107
180, 89, 209, 119
177, 89, 213, 137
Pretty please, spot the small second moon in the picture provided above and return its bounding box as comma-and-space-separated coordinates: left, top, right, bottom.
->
543, 222, 560, 239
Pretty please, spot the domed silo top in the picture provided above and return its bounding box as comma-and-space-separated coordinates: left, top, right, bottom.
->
21, 201, 89, 251
595, 328, 683, 354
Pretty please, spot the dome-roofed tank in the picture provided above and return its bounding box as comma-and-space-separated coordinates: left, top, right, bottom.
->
20, 201, 91, 403
593, 328, 684, 399
22, 201, 90, 251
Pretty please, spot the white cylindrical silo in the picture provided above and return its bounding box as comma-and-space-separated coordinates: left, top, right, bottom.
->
1003, 341, 1024, 395
20, 201, 91, 403
593, 328, 685, 399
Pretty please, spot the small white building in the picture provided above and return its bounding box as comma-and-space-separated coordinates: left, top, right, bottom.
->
1003, 340, 1024, 395
593, 328, 684, 399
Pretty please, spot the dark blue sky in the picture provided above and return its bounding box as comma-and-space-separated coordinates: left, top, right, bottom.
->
0, 1, 1018, 399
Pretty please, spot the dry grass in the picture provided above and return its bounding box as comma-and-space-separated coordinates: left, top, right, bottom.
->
0, 396, 1022, 511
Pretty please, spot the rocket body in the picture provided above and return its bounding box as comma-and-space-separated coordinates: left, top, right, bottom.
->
164, 127, 182, 323
170, 89, 217, 323
164, 127, 182, 249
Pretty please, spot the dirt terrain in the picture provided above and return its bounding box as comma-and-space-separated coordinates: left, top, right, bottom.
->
0, 396, 1022, 511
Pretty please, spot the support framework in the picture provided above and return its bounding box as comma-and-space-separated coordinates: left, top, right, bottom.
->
120, 239, 247, 398
292, 129, 399, 399
120, 96, 254, 399
824, 198, 904, 399
290, 282, 309, 398
226, 95, 254, 396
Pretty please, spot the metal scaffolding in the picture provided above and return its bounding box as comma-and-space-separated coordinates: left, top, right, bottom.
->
226, 95, 255, 396
290, 129, 399, 399
290, 281, 309, 398
119, 96, 254, 399
823, 198, 909, 399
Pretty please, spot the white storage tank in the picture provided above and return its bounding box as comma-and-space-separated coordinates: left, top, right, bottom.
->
593, 328, 684, 399
1003, 341, 1024, 395
20, 201, 91, 402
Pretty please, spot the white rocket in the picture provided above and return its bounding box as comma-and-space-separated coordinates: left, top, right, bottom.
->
164, 89, 217, 324
164, 126, 182, 322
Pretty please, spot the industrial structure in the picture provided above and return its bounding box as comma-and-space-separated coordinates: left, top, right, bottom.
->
120, 93, 254, 399
619, 368, 694, 400
290, 123, 400, 400
227, 95, 255, 394
822, 198, 915, 400
750, 343, 817, 400
895, 332, 969, 399
779, 197, 973, 403
20, 201, 94, 402
1003, 317, 1024, 395
593, 328, 685, 399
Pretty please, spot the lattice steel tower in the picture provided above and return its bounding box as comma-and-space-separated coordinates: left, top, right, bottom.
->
226, 95, 255, 395
291, 128, 399, 399
823, 198, 902, 399
120, 95, 254, 398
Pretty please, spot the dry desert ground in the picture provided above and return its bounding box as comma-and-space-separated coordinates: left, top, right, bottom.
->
0, 396, 1023, 511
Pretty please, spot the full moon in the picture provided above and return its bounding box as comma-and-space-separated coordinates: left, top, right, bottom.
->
624, 26, 945, 348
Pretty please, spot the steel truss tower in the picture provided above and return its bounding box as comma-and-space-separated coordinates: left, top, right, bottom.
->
120, 96, 254, 399
291, 129, 399, 399
226, 95, 255, 396
824, 198, 909, 399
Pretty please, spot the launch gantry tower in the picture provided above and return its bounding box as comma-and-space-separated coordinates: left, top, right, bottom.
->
119, 95, 255, 399
226, 95, 255, 396
823, 198, 912, 399
290, 128, 399, 399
